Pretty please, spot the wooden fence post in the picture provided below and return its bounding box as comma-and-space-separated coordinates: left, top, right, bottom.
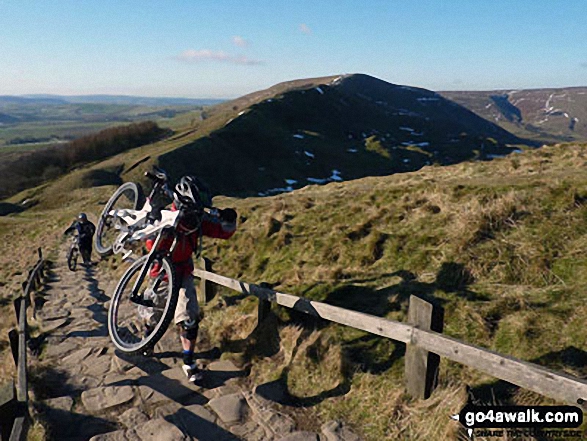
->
405, 295, 444, 400
8, 330, 18, 367
13, 298, 21, 325
196, 257, 215, 305
257, 283, 273, 325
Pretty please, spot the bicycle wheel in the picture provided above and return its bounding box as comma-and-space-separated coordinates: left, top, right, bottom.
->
95, 182, 145, 257
108, 255, 177, 354
67, 246, 78, 271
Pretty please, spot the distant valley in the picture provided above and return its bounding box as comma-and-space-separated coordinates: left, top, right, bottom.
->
442, 87, 587, 143
0, 94, 221, 148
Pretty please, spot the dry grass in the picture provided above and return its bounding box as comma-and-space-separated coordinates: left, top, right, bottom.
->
3, 141, 587, 439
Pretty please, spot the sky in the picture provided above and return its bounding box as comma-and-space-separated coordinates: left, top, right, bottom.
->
1, 0, 586, 99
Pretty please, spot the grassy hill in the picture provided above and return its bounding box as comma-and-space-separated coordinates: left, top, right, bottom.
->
157, 74, 535, 198
442, 87, 587, 144
1, 140, 587, 439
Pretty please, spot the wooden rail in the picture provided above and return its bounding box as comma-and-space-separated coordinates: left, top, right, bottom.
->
1, 249, 45, 441
193, 268, 587, 409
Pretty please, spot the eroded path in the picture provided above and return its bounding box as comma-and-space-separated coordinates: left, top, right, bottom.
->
31, 248, 360, 441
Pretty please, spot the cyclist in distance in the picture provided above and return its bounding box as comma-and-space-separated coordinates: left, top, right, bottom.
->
64, 213, 96, 266
145, 176, 237, 383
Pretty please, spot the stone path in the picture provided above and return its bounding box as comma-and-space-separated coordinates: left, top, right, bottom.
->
31, 246, 361, 441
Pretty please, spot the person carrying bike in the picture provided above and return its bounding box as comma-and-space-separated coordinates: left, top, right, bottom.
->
64, 213, 96, 266
145, 176, 237, 383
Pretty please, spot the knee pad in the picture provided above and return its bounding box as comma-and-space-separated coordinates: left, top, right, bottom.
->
180, 319, 199, 340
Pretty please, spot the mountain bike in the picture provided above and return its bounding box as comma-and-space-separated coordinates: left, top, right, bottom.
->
96, 168, 208, 354
66, 234, 80, 271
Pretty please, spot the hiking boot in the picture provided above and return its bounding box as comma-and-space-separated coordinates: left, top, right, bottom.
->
182, 363, 203, 384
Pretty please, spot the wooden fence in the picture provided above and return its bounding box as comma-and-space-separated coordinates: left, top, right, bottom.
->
0, 249, 46, 441
193, 268, 587, 410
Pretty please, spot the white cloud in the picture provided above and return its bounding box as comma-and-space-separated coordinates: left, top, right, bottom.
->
299, 23, 312, 35
232, 36, 248, 47
177, 49, 263, 65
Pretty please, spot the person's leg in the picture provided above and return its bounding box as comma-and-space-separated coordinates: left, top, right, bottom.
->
174, 274, 201, 382
79, 243, 91, 264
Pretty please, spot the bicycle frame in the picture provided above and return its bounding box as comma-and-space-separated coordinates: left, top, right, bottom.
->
128, 224, 179, 304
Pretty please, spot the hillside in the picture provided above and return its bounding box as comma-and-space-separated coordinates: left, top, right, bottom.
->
156, 74, 535, 197
442, 87, 587, 143
2, 141, 587, 439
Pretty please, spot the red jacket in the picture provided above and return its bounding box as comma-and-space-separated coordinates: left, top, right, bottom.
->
146, 213, 235, 278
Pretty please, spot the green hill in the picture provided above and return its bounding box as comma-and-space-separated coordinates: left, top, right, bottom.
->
157, 74, 534, 198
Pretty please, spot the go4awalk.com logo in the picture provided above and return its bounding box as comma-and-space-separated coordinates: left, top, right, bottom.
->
451, 405, 584, 439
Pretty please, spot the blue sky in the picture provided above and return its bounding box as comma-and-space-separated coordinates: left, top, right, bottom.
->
1, 0, 586, 98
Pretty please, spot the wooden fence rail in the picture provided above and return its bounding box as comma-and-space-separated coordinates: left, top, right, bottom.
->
0, 248, 45, 441
193, 267, 587, 410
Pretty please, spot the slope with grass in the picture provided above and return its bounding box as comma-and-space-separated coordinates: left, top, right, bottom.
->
2, 141, 587, 439
157, 74, 534, 198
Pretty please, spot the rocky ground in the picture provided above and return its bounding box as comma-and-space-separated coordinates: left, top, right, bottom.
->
29, 248, 360, 441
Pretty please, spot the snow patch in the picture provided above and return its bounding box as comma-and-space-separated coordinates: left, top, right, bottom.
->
307, 177, 328, 184
306, 170, 343, 185
403, 159, 410, 163
285, 179, 297, 185
401, 142, 429, 147
238, 111, 245, 116
487, 154, 506, 159
330, 170, 342, 181
304, 151, 315, 158
399, 127, 414, 132
293, 134, 305, 139
316, 87, 324, 95
347, 148, 358, 153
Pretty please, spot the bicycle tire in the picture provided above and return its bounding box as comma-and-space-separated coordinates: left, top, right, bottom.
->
95, 182, 145, 257
67, 246, 78, 271
108, 255, 177, 354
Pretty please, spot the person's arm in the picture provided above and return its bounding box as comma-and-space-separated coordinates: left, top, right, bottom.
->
64, 221, 77, 235
201, 208, 237, 239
